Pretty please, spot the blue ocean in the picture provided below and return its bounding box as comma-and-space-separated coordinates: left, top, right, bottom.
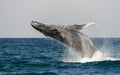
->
0, 38, 120, 75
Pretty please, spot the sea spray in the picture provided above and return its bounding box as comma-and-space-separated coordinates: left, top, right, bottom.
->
62, 47, 82, 62
63, 47, 120, 63
62, 47, 104, 63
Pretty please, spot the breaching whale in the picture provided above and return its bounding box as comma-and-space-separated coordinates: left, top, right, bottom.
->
31, 21, 96, 58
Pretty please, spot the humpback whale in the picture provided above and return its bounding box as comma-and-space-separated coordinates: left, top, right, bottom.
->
31, 21, 96, 58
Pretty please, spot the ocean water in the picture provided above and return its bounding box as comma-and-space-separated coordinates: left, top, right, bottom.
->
0, 38, 120, 75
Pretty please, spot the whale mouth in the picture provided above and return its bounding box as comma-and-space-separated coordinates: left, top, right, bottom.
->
31, 21, 39, 25
31, 21, 38, 29
31, 21, 42, 31
31, 21, 46, 30
31, 24, 39, 31
31, 21, 39, 26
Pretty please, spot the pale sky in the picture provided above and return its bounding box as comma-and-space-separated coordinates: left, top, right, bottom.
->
0, 0, 120, 38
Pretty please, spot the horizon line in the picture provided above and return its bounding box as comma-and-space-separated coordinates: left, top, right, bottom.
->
0, 36, 120, 39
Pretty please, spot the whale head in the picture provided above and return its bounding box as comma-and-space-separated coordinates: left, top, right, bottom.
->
31, 21, 64, 41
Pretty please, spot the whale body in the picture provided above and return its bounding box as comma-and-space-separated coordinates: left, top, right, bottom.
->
31, 21, 96, 58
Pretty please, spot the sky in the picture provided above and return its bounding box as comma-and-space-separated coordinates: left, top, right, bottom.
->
0, 0, 120, 38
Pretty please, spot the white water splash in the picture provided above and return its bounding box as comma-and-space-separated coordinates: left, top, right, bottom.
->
63, 47, 120, 63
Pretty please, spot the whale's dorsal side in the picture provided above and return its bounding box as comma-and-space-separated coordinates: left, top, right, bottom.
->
31, 21, 96, 58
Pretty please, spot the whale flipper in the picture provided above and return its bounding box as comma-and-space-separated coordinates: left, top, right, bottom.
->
67, 22, 95, 30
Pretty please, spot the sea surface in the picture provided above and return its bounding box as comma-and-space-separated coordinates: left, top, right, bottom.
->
0, 38, 120, 75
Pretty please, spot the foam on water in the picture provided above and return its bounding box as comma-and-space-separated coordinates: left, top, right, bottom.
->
80, 51, 120, 63
63, 47, 120, 63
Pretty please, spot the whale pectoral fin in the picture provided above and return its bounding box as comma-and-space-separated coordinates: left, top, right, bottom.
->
69, 22, 95, 30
